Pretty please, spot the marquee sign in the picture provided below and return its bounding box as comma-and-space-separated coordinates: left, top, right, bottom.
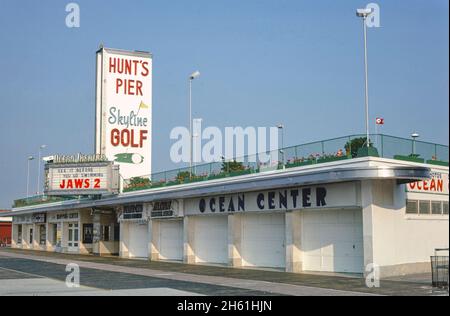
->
151, 201, 177, 218
407, 171, 449, 195
185, 182, 358, 215
52, 153, 108, 164
95, 47, 153, 180
44, 161, 120, 196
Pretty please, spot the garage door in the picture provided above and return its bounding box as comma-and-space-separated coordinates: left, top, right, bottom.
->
302, 209, 363, 273
241, 213, 286, 268
159, 220, 183, 261
128, 223, 148, 258
194, 216, 228, 264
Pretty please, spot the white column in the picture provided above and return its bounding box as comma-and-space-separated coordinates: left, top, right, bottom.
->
119, 222, 129, 258
285, 211, 303, 273
361, 180, 375, 277
61, 222, 68, 252
11, 224, 17, 248
183, 216, 196, 264
228, 214, 243, 267
46, 222, 53, 251
150, 219, 160, 261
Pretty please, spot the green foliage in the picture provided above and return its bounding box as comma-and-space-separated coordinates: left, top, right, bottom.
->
344, 137, 373, 158
221, 160, 246, 173
128, 177, 151, 188
176, 171, 192, 182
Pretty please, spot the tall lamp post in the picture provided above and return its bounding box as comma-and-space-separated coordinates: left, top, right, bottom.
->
36, 144, 47, 195
189, 71, 200, 176
27, 156, 34, 198
356, 8, 374, 149
277, 124, 285, 168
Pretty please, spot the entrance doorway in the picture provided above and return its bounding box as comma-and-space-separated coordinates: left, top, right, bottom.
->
68, 223, 79, 252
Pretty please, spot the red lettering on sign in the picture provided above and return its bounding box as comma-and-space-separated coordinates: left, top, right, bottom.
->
141, 61, 149, 76
74, 179, 83, 188
58, 179, 100, 190
409, 178, 446, 193
115, 79, 143, 96
140, 130, 148, 148
111, 129, 120, 146
437, 179, 443, 192
109, 57, 117, 73
121, 129, 130, 146
110, 129, 147, 148
430, 179, 436, 191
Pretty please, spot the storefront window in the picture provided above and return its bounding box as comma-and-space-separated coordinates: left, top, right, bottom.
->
29, 228, 33, 244
443, 202, 449, 215
102, 225, 110, 241
83, 224, 93, 244
39, 225, 46, 245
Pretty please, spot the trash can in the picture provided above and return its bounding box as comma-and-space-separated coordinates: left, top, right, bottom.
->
431, 248, 449, 290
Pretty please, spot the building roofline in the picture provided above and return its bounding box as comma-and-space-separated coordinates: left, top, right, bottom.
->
1, 157, 433, 217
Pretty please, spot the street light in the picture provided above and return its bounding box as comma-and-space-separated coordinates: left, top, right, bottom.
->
189, 71, 200, 176
277, 124, 285, 168
411, 132, 419, 155
26, 156, 34, 198
356, 7, 374, 148
36, 144, 47, 195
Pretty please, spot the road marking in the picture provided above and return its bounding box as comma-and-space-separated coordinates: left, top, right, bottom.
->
0, 266, 44, 279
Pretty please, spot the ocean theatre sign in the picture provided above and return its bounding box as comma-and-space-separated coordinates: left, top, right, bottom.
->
185, 182, 358, 215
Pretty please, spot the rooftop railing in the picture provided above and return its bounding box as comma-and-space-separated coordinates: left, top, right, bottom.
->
12, 195, 92, 209
12, 134, 448, 207
123, 134, 449, 192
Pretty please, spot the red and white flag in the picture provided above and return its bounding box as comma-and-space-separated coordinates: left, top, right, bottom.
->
375, 117, 384, 125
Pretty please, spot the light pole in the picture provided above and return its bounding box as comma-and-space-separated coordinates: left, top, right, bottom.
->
277, 124, 285, 168
411, 132, 419, 156
189, 71, 200, 176
27, 156, 34, 198
36, 144, 47, 195
356, 8, 374, 148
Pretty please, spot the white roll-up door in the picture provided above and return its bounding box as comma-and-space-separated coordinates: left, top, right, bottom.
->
194, 216, 228, 264
241, 213, 286, 268
159, 220, 183, 261
128, 222, 149, 258
302, 209, 364, 273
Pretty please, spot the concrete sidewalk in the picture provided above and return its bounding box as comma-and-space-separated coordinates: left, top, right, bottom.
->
0, 248, 441, 296
0, 250, 372, 296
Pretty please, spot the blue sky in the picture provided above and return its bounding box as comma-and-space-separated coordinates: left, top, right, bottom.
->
0, 0, 448, 208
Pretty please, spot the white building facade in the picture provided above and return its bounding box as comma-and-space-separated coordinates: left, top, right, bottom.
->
5, 157, 449, 278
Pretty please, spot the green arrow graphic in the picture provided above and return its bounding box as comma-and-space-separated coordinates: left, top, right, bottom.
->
114, 153, 144, 164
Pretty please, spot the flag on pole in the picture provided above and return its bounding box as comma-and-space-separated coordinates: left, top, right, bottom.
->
375, 117, 384, 125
